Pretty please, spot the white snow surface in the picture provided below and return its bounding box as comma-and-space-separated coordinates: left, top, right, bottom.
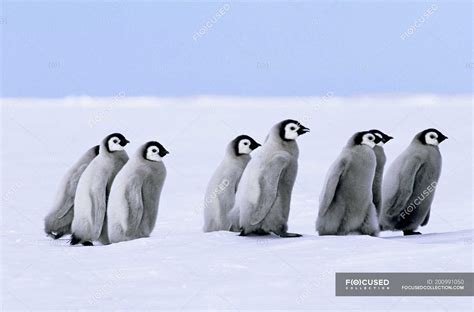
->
1, 95, 473, 311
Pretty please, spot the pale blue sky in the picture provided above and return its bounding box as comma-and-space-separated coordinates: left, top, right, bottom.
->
1, 1, 472, 97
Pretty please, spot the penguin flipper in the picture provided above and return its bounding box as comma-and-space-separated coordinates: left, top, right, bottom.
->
249, 154, 289, 226
318, 158, 346, 217
278, 232, 302, 238
89, 183, 108, 239
58, 158, 96, 217
124, 182, 145, 237
421, 210, 430, 226
385, 156, 423, 217
44, 205, 73, 236
403, 230, 422, 236
44, 172, 82, 234
70, 234, 81, 245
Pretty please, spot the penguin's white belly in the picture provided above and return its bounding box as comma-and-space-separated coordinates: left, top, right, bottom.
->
241, 162, 262, 205
73, 175, 95, 225
107, 182, 130, 235
72, 160, 110, 240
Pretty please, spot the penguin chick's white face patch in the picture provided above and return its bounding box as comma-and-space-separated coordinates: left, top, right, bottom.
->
146, 146, 163, 162
238, 139, 253, 155
374, 133, 385, 146
108, 137, 124, 152
361, 133, 377, 148
425, 132, 439, 146
284, 123, 300, 140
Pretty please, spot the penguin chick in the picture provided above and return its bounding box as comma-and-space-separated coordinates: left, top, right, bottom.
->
203, 135, 261, 232
44, 145, 99, 239
316, 130, 382, 236
379, 128, 447, 236
369, 130, 394, 215
70, 133, 129, 246
106, 141, 168, 243
232, 119, 309, 237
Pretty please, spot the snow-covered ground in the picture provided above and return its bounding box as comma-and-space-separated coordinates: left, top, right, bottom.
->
1, 95, 473, 311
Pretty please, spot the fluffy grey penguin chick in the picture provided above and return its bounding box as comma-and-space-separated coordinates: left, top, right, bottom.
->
44, 145, 99, 239
203, 135, 261, 232
107, 141, 168, 243
70, 133, 129, 246
232, 119, 309, 237
316, 130, 382, 236
369, 130, 394, 215
379, 128, 447, 236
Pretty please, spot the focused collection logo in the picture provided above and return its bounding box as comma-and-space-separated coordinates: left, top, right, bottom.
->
336, 273, 472, 296
345, 279, 390, 290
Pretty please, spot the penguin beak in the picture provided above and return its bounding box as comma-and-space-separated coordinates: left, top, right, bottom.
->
297, 126, 310, 135
159, 150, 169, 157
120, 139, 130, 147
384, 135, 394, 143
251, 142, 262, 150
374, 136, 382, 144
439, 135, 448, 143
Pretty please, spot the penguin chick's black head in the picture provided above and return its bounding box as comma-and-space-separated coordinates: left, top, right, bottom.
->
143, 141, 169, 162
233, 135, 261, 156
279, 119, 310, 141
418, 128, 448, 146
353, 131, 381, 147
105, 133, 130, 153
368, 129, 394, 144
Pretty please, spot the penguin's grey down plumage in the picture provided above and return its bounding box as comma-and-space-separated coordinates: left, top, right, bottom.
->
379, 128, 447, 236
107, 141, 168, 244
70, 133, 129, 246
316, 131, 382, 236
230, 119, 309, 237
44, 145, 99, 239
203, 135, 261, 232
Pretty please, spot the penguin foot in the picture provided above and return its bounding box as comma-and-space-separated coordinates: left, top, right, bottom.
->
53, 233, 64, 239
82, 241, 94, 246
403, 230, 422, 236
47, 232, 64, 239
278, 232, 302, 238
70, 234, 81, 245
239, 229, 271, 236
239, 230, 248, 236
253, 229, 271, 236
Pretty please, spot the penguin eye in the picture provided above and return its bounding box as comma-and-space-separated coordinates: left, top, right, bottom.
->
290, 126, 296, 131
368, 135, 374, 141
244, 142, 249, 145
430, 134, 436, 139
151, 148, 158, 153
113, 139, 118, 144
